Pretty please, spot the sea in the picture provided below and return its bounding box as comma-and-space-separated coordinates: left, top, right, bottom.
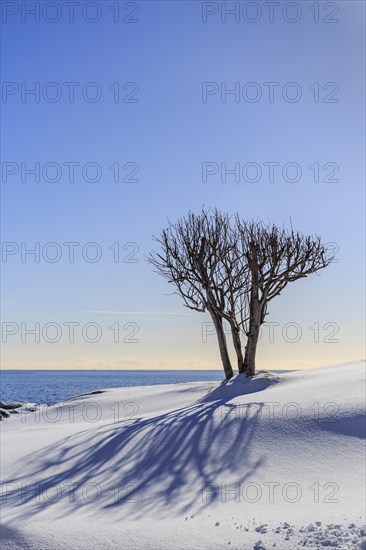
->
0, 369, 293, 405
0, 370, 224, 405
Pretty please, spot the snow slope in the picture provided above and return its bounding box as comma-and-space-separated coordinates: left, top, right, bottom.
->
1, 361, 365, 549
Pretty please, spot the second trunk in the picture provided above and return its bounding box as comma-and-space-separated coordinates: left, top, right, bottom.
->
244, 303, 261, 376
208, 307, 233, 380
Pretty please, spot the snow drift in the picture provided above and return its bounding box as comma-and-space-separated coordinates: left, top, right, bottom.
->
1, 361, 365, 549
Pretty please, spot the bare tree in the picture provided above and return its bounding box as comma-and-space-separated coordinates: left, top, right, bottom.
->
148, 208, 248, 380
235, 219, 335, 376
149, 209, 334, 380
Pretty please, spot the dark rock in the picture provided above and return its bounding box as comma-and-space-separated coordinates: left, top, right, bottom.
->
0, 401, 24, 410
0, 408, 11, 420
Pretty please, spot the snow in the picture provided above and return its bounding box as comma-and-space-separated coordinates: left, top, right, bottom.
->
1, 361, 365, 549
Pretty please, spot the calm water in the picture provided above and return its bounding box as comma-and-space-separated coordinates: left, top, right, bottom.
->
0, 370, 224, 404
0, 369, 293, 405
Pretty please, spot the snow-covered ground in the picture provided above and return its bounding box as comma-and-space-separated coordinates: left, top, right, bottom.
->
1, 361, 365, 549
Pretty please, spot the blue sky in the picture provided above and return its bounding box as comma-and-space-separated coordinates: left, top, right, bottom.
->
1, 0, 365, 370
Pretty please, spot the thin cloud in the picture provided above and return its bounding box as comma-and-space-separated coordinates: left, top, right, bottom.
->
83, 310, 194, 316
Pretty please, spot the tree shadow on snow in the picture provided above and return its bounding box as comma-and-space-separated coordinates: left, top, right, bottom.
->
2, 384, 269, 521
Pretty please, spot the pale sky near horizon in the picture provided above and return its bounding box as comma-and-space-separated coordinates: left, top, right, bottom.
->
1, 0, 365, 371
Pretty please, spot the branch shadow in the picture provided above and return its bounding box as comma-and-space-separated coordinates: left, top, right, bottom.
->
2, 389, 267, 521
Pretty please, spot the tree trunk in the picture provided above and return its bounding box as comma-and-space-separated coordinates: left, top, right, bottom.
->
208, 306, 233, 380
230, 323, 245, 373
243, 301, 261, 376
